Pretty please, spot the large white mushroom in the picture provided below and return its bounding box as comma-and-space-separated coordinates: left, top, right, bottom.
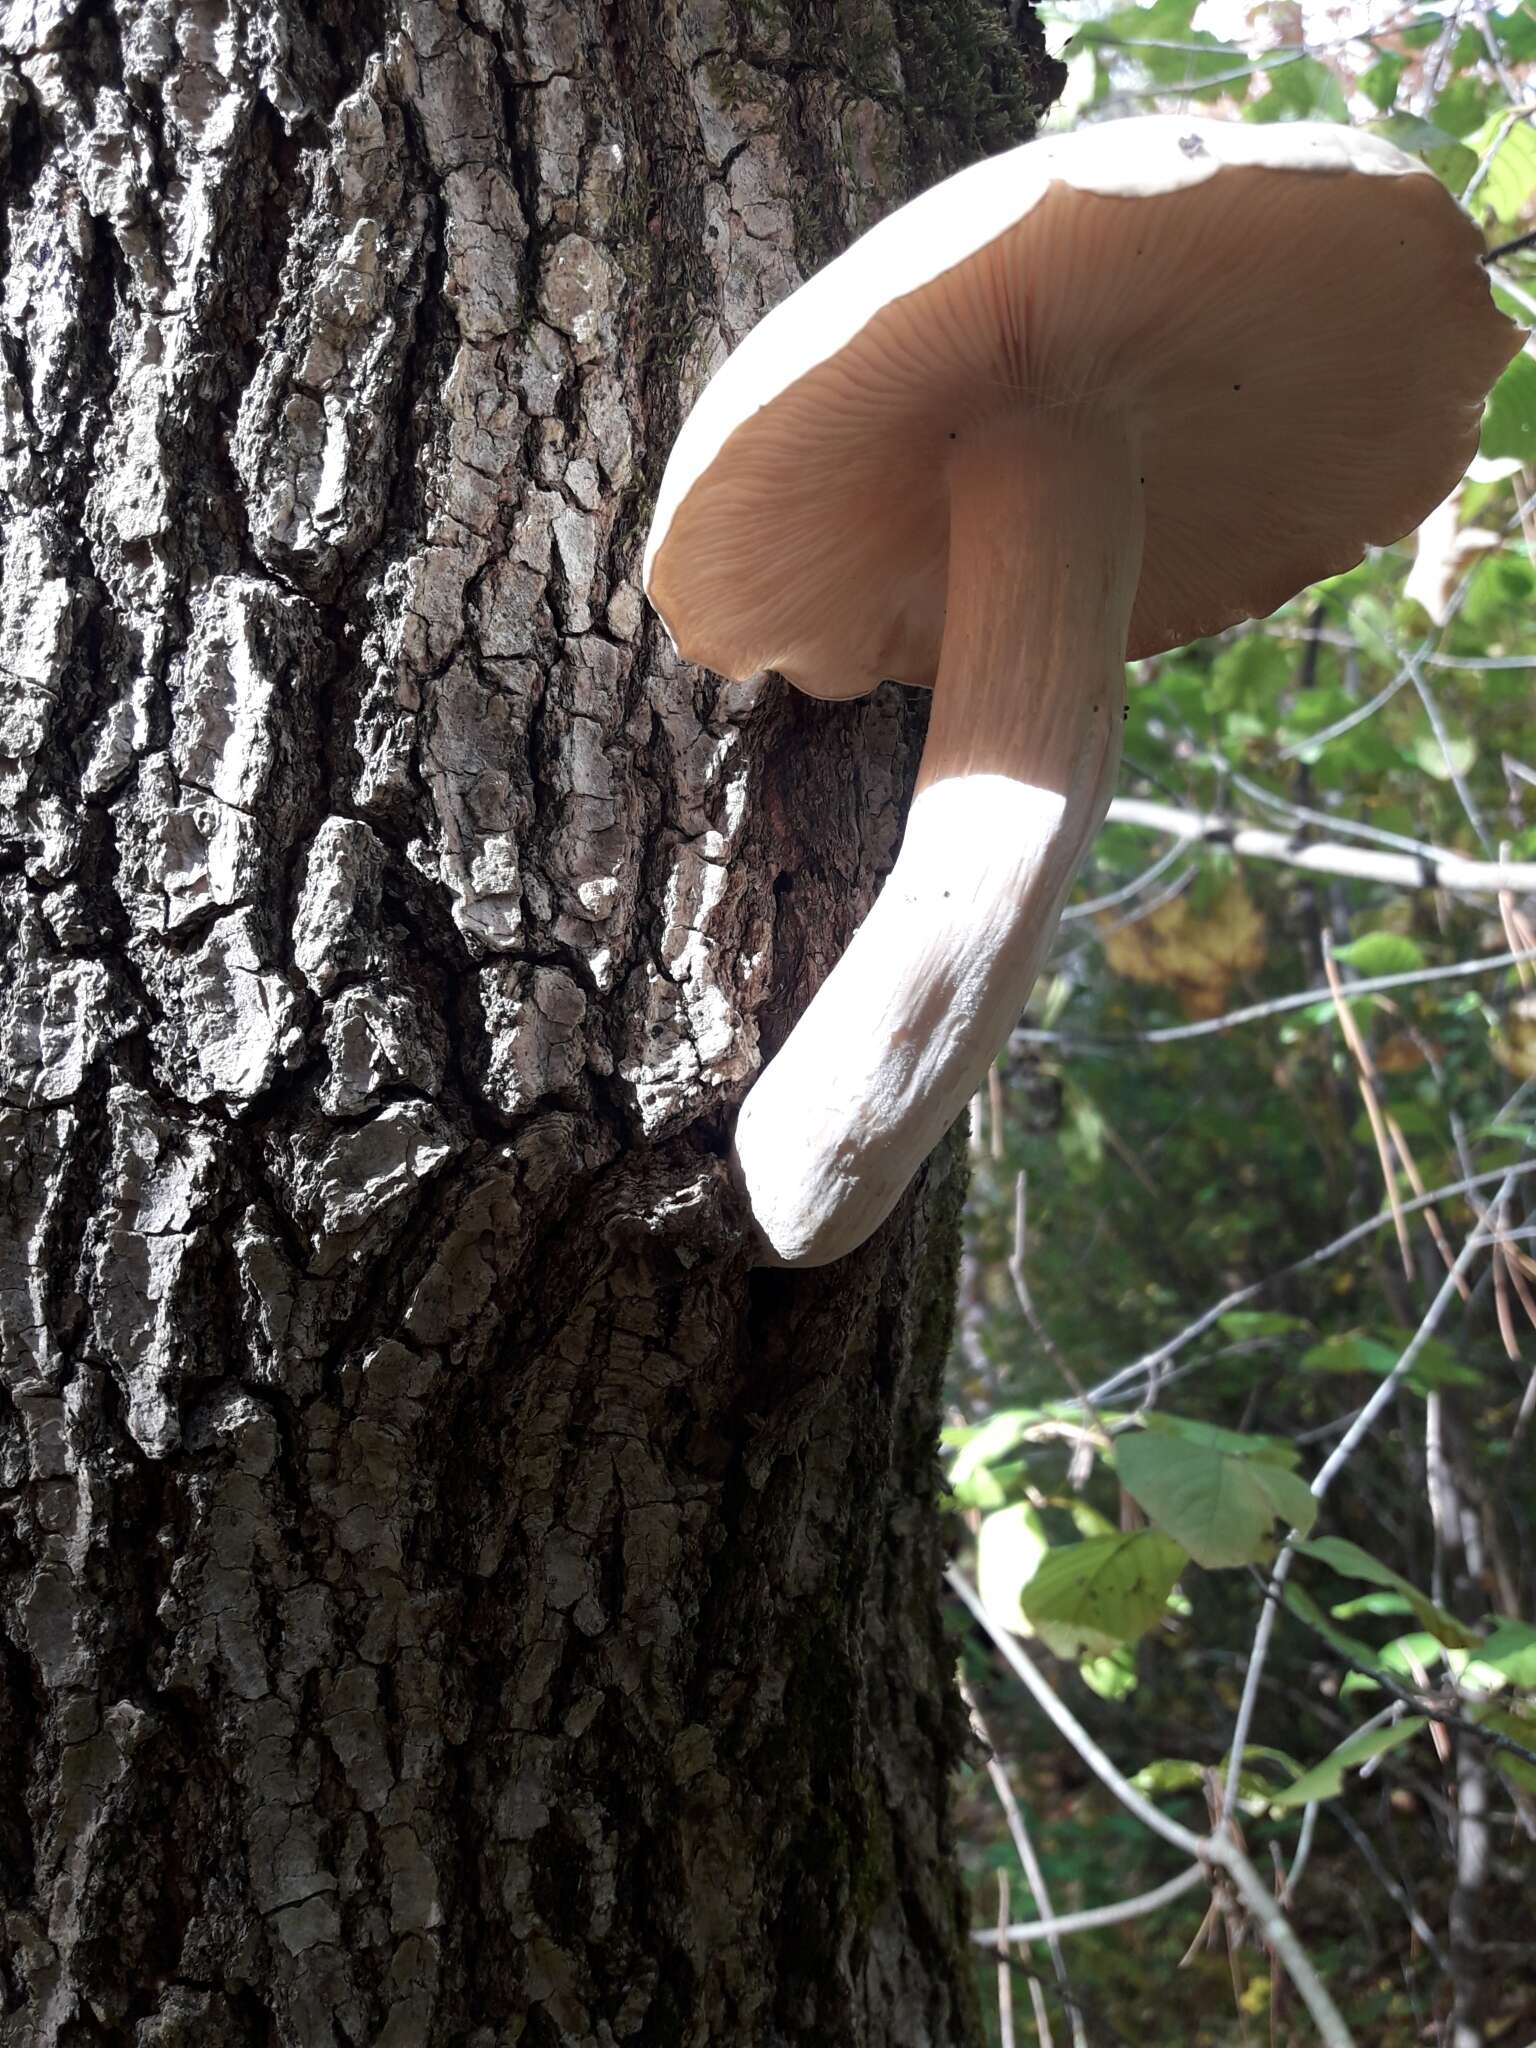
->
645, 116, 1522, 1268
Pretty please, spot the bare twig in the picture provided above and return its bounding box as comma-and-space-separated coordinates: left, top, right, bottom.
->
1218, 1200, 1510, 1833
1088, 1162, 1536, 1409
1279, 1801, 1321, 1910
1276, 663, 1413, 760
950, 1568, 1203, 1857
996, 1870, 1023, 2048
1010, 1174, 1104, 1439
964, 1679, 1082, 2048
1062, 829, 1191, 920
972, 1865, 1210, 1947
1382, 1107, 1472, 1305
1016, 947, 1536, 1055
1322, 937, 1413, 1280
1095, 797, 1536, 897
1319, 1662, 1536, 1777
1403, 649, 1495, 855
1484, 226, 1536, 261
949, 1569, 1356, 2047
1328, 1805, 1449, 1972
1220, 768, 1476, 865
1314, 1173, 1521, 1492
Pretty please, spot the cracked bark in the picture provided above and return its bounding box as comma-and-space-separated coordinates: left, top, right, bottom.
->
0, 3, 1061, 2042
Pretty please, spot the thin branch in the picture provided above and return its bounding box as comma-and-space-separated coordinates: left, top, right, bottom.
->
1017, 947, 1536, 1055
1209, 1843, 1354, 2048
949, 1567, 1204, 1858
1062, 827, 1190, 919
1484, 226, 1536, 262
1382, 1106, 1472, 1305
1086, 1163, 1535, 1408
1221, 1190, 1518, 1825
971, 1864, 1209, 1947
1328, 1803, 1449, 1973
1487, 263, 1536, 320
1322, 936, 1413, 1281
1403, 648, 1495, 855
1087, 1163, 1536, 1409
1280, 1801, 1321, 1911
948, 1568, 1356, 2045
1220, 768, 1466, 865
964, 1679, 1083, 2048
996, 1869, 1024, 2048
1275, 663, 1413, 760
1313, 1174, 1521, 1496
1330, 1665, 1536, 1776
1098, 797, 1536, 896
1009, 1173, 1104, 1437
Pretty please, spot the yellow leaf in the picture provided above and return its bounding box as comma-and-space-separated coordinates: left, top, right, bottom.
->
1492, 995, 1536, 1080
1100, 880, 1265, 1019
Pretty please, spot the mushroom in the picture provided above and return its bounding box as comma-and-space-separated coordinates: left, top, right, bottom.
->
644, 115, 1521, 1268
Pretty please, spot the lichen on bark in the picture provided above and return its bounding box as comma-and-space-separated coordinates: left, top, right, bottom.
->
0, 2, 1057, 2040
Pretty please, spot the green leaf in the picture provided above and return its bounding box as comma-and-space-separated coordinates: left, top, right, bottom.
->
1399, 15, 1445, 48
1021, 1532, 1188, 1657
949, 1410, 1041, 1488
1478, 1620, 1536, 1688
1247, 55, 1347, 123
1217, 1310, 1307, 1343
1077, 0, 1242, 95
1299, 1329, 1480, 1396
1284, 1584, 1389, 1672
1347, 591, 1397, 667
1331, 932, 1426, 977
1140, 1411, 1300, 1468
1064, 1499, 1119, 1541
1409, 727, 1477, 782
1301, 1334, 1402, 1378
1331, 1592, 1416, 1620
1270, 1718, 1428, 1808
1080, 1644, 1140, 1701
1383, 1333, 1483, 1392
1470, 1702, 1536, 1791
1132, 1753, 1292, 1813
1298, 1538, 1482, 1649
1116, 1430, 1316, 1568
1495, 6, 1536, 61
1360, 52, 1404, 111
1368, 114, 1477, 190
1210, 633, 1289, 715
1129, 1757, 1209, 1797
951, 1463, 1007, 1511
1466, 113, 1536, 225
1481, 352, 1536, 466
977, 1502, 1050, 1635
1378, 1631, 1447, 1679
1432, 73, 1492, 139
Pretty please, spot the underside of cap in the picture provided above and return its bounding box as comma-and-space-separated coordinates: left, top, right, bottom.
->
645, 117, 1522, 697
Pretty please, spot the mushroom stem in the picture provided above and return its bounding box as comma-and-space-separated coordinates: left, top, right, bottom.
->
733, 413, 1145, 1266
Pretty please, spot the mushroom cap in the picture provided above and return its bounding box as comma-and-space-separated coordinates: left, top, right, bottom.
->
644, 116, 1522, 697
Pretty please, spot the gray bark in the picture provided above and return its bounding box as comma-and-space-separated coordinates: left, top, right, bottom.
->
0, 2, 1060, 2041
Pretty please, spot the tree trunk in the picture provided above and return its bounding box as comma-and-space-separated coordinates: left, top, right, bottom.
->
0, 4, 1060, 2041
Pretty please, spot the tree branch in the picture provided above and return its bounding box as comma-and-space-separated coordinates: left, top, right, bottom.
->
1017, 946, 1536, 1053
951, 1567, 1356, 2045
1100, 797, 1536, 896
970, 1864, 1209, 1947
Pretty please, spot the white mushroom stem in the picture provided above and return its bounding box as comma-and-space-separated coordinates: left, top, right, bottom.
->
732, 414, 1145, 1266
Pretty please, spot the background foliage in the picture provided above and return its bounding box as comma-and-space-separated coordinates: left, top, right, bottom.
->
944, 5, 1536, 2041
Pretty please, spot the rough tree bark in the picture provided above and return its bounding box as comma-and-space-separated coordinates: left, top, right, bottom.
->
0, 3, 1061, 2041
